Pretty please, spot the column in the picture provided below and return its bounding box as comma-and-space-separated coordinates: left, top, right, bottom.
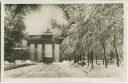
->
42, 44, 45, 62
52, 43, 55, 62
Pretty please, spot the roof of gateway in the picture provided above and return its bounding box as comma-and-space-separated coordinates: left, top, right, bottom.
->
28, 35, 65, 44
28, 28, 66, 44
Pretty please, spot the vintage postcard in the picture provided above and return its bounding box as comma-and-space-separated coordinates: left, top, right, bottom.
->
1, 0, 127, 82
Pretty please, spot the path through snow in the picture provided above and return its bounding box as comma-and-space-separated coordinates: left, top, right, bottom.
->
4, 61, 125, 78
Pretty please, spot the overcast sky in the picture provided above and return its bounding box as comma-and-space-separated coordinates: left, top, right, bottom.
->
24, 5, 67, 35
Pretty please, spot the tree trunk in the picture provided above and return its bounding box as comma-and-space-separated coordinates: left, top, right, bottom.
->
92, 53, 94, 68
90, 50, 94, 69
113, 35, 120, 67
87, 51, 90, 66
76, 54, 78, 63
91, 51, 94, 69
79, 53, 82, 61
9, 57, 11, 65
115, 43, 120, 67
96, 56, 97, 64
105, 57, 107, 68
21, 42, 24, 63
77, 54, 79, 63
74, 53, 78, 63
9, 47, 12, 65
83, 51, 84, 60
102, 43, 107, 68
74, 53, 76, 63
13, 46, 16, 65
90, 53, 92, 63
103, 58, 104, 65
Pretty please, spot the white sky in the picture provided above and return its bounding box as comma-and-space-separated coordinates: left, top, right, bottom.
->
24, 5, 67, 35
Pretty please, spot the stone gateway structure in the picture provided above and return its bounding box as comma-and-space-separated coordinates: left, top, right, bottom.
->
28, 29, 64, 63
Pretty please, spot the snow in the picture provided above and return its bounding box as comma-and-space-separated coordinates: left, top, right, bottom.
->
4, 60, 35, 67
87, 65, 125, 78
4, 60, 36, 71
4, 60, 126, 78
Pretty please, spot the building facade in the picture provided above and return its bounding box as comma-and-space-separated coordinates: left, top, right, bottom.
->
28, 29, 63, 63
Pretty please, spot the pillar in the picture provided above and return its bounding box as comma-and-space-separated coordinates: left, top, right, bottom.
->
52, 43, 55, 62
42, 44, 45, 62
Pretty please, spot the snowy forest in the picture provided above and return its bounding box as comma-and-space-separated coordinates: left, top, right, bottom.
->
4, 4, 126, 78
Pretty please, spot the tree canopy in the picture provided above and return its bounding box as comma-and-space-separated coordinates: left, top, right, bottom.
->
56, 4, 124, 67
4, 4, 41, 62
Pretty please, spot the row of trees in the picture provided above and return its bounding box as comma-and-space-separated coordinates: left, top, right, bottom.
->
56, 4, 123, 68
4, 4, 40, 64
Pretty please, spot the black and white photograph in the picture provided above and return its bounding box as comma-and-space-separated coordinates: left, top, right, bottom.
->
4, 4, 126, 79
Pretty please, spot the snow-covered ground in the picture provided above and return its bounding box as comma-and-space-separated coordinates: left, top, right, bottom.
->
4, 60, 36, 71
4, 61, 126, 78
4, 60, 35, 67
